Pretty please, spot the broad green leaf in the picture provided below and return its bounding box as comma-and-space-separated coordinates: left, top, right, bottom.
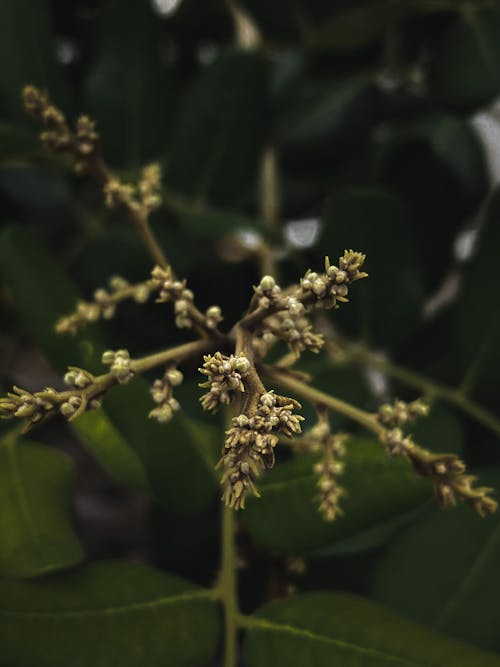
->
279, 75, 377, 159
84, 0, 170, 165
242, 437, 430, 555
167, 49, 269, 205
102, 381, 219, 515
73, 410, 150, 492
320, 188, 425, 347
0, 0, 69, 119
0, 561, 220, 667
244, 592, 500, 666
455, 188, 500, 400
372, 469, 500, 651
0, 226, 98, 373
374, 116, 487, 287
0, 438, 83, 578
428, 11, 500, 112
306, 3, 402, 53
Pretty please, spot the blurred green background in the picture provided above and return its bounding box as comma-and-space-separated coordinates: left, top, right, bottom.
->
2, 0, 500, 664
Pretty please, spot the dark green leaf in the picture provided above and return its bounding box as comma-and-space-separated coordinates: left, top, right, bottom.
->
455, 188, 500, 400
0, 561, 220, 667
0, 0, 69, 119
103, 381, 219, 515
73, 410, 150, 492
428, 11, 500, 112
84, 0, 170, 165
242, 437, 430, 555
0, 437, 83, 579
167, 49, 269, 205
244, 592, 500, 666
320, 188, 425, 347
280, 75, 377, 157
306, 3, 402, 53
372, 469, 500, 651
0, 226, 98, 372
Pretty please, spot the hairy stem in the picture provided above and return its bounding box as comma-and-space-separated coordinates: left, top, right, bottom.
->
261, 364, 383, 436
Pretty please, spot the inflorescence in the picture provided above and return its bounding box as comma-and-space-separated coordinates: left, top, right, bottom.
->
219, 391, 304, 509
1, 84, 496, 520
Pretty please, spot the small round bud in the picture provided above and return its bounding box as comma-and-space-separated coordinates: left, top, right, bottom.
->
93, 288, 109, 304
234, 414, 250, 428
64, 371, 78, 386
74, 372, 89, 388
260, 392, 276, 408
102, 351, 116, 365
206, 305, 222, 319
259, 275, 276, 292
60, 402, 76, 417
234, 356, 250, 375
167, 369, 183, 386
109, 275, 128, 290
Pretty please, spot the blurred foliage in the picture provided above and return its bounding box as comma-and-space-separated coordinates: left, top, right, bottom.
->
2, 0, 500, 664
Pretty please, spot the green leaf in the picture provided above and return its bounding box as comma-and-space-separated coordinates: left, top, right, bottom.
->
102, 382, 219, 515
279, 75, 376, 157
242, 437, 430, 555
0, 226, 97, 373
84, 0, 170, 165
0, 561, 220, 667
455, 188, 500, 400
73, 411, 150, 492
320, 188, 425, 347
428, 11, 500, 112
0, 437, 83, 579
0, 0, 69, 119
375, 116, 488, 288
306, 3, 402, 53
167, 49, 269, 205
371, 469, 500, 651
244, 592, 500, 666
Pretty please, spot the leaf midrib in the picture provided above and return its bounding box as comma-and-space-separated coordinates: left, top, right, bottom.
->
0, 588, 214, 620
246, 616, 423, 666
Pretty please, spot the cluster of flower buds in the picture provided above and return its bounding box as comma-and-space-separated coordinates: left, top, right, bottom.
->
102, 349, 134, 384
380, 419, 497, 517
257, 301, 324, 357
103, 178, 136, 209
377, 398, 429, 428
253, 275, 285, 310
73, 115, 99, 170
151, 266, 195, 329
23, 86, 99, 171
300, 251, 368, 309
0, 375, 102, 428
0, 386, 59, 428
138, 163, 162, 212
56, 275, 154, 334
199, 353, 250, 412
149, 368, 183, 423
205, 305, 223, 330
310, 421, 347, 522
410, 445, 496, 516
220, 391, 304, 509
